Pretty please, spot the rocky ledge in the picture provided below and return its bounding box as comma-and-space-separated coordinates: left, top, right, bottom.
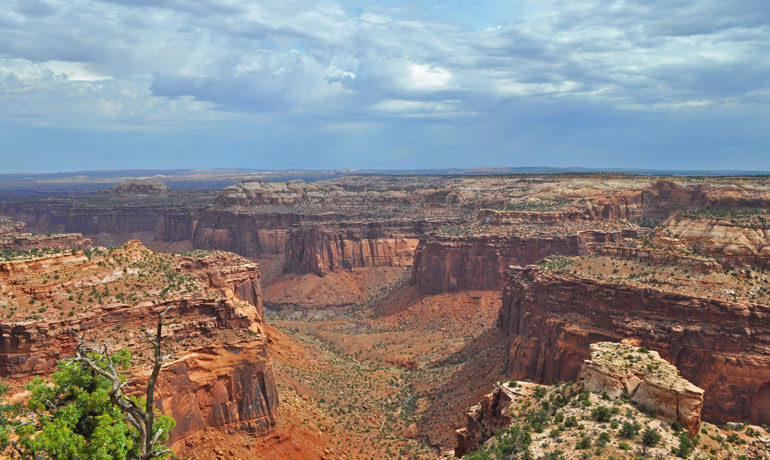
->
0, 241, 279, 451
580, 341, 704, 436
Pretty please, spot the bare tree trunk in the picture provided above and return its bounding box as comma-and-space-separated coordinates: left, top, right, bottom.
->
72, 306, 172, 460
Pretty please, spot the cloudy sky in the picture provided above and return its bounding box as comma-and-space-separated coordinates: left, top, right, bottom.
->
1, 0, 769, 172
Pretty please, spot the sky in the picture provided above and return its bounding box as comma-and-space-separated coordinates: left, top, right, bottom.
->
1, 0, 769, 173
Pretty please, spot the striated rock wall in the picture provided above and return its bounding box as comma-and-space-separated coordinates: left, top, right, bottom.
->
498, 265, 770, 424
411, 230, 639, 293
191, 211, 297, 257
284, 226, 420, 276
154, 339, 278, 447
0, 242, 279, 445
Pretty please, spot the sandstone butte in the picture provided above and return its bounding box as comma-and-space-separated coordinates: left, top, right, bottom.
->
499, 263, 770, 426
0, 240, 278, 452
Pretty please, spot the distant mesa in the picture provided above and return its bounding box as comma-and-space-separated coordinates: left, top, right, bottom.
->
104, 178, 171, 195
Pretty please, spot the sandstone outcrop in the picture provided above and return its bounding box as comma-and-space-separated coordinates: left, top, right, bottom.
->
498, 264, 770, 424
454, 381, 517, 457
0, 241, 279, 448
652, 213, 770, 268
580, 342, 704, 436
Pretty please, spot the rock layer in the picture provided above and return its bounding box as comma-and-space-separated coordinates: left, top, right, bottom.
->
0, 241, 279, 447
284, 226, 420, 276
412, 230, 639, 293
498, 265, 770, 424
154, 339, 278, 447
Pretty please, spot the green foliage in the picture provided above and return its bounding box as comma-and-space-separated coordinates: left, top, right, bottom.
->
0, 350, 174, 459
619, 421, 641, 439
539, 255, 576, 273
676, 433, 695, 458
642, 428, 662, 447
669, 421, 684, 432
466, 425, 532, 460
591, 406, 612, 422
486, 198, 574, 212
575, 436, 592, 449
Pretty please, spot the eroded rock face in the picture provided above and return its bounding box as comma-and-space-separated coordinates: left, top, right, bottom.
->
154, 339, 278, 447
284, 226, 420, 276
498, 265, 770, 424
454, 382, 517, 457
580, 342, 704, 436
411, 230, 639, 293
652, 213, 770, 268
0, 241, 279, 447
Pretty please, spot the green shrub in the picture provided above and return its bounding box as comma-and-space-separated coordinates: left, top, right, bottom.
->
591, 406, 612, 422
677, 433, 694, 458
619, 421, 641, 439
575, 436, 592, 450
642, 428, 662, 447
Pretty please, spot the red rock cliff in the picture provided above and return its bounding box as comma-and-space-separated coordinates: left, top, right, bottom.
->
411, 229, 639, 293
498, 265, 770, 424
0, 242, 279, 447
284, 226, 420, 276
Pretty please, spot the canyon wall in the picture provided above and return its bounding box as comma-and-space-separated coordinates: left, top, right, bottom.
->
283, 226, 422, 276
155, 339, 278, 447
0, 243, 279, 446
411, 230, 639, 293
498, 265, 770, 424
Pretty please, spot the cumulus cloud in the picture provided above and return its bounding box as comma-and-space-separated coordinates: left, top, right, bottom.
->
0, 0, 768, 170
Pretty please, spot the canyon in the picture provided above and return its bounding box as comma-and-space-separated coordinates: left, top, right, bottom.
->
1, 173, 770, 458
